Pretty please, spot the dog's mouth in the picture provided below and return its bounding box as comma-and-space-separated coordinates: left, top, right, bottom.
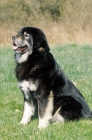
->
13, 43, 27, 52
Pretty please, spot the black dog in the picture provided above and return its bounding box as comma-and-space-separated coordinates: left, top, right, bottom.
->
12, 26, 92, 128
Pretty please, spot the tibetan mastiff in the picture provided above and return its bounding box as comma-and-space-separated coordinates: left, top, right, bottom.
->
12, 26, 92, 128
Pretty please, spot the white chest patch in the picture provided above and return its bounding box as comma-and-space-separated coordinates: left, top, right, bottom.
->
18, 80, 38, 92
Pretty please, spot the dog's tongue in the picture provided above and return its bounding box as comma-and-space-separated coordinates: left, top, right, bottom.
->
13, 46, 18, 50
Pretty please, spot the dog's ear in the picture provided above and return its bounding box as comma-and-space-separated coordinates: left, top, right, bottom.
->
18, 26, 50, 52
33, 30, 50, 52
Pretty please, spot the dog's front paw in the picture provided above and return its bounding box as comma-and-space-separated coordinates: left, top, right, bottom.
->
38, 123, 49, 129
38, 119, 49, 129
20, 119, 30, 125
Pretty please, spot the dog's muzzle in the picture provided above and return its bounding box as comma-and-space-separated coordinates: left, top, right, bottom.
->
12, 36, 27, 52
13, 43, 27, 52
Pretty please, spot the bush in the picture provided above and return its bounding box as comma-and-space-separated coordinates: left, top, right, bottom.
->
0, 0, 31, 24
0, 0, 92, 45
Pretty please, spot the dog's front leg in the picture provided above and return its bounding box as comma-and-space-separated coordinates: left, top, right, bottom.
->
38, 91, 54, 129
20, 91, 36, 125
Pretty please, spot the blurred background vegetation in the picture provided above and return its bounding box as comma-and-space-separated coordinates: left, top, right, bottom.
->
0, 0, 92, 45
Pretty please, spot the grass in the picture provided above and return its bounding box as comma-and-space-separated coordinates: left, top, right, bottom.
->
0, 44, 92, 140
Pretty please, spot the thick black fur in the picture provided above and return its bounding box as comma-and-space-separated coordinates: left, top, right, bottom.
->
12, 26, 92, 128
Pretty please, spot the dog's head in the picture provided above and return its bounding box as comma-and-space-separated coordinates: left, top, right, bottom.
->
12, 30, 33, 54
12, 27, 50, 63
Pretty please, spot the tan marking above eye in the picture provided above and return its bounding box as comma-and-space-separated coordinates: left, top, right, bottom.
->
24, 32, 27, 35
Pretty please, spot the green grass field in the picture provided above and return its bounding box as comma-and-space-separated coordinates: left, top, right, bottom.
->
0, 44, 92, 140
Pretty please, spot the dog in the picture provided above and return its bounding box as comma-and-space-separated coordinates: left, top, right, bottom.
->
12, 26, 92, 129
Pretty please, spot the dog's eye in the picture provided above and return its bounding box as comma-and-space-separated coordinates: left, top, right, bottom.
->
24, 34, 30, 38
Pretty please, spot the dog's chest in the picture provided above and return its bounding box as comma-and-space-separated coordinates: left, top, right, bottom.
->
18, 80, 38, 92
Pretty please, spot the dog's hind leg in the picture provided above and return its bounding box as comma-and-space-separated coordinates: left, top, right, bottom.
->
49, 107, 64, 124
